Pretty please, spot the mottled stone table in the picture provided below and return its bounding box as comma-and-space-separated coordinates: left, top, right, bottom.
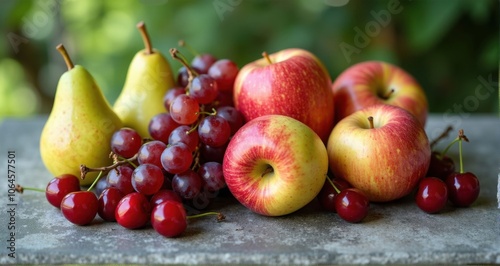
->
0, 114, 499, 265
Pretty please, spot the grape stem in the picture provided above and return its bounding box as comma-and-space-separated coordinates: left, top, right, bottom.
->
80, 153, 138, 181
170, 48, 198, 86
178, 39, 200, 56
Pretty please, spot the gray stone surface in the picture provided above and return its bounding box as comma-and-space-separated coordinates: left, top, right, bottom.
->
0, 114, 499, 265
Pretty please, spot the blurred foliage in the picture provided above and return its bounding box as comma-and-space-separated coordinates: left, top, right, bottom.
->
0, 0, 498, 120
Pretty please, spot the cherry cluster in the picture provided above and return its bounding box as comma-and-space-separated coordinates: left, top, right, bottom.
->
22, 46, 242, 238
317, 176, 370, 223
416, 129, 480, 214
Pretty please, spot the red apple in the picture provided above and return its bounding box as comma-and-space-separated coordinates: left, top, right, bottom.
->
233, 48, 334, 142
332, 61, 428, 126
223, 115, 328, 216
327, 104, 431, 202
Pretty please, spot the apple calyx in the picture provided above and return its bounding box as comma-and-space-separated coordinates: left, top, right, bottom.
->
136, 21, 154, 55
262, 51, 273, 65
367, 116, 375, 129
56, 44, 74, 70
261, 164, 274, 178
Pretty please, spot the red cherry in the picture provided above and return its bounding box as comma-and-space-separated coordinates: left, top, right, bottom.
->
98, 187, 125, 222
45, 174, 81, 208
318, 177, 351, 212
427, 151, 455, 180
445, 172, 480, 207
150, 189, 182, 208
415, 177, 448, 213
60, 191, 98, 226
151, 200, 187, 238
334, 188, 369, 223
115, 192, 151, 229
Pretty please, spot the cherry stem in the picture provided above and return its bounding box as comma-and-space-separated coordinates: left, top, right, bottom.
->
382, 88, 395, 99
262, 51, 273, 64
80, 153, 138, 180
56, 44, 74, 70
137, 21, 153, 55
170, 48, 198, 84
367, 116, 375, 129
457, 129, 469, 174
430, 125, 454, 149
187, 211, 225, 222
178, 39, 199, 56
325, 175, 340, 194
15, 184, 45, 194
86, 171, 103, 192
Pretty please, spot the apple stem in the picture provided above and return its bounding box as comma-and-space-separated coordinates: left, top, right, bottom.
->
56, 44, 74, 70
262, 51, 273, 64
178, 39, 200, 56
368, 116, 375, 129
187, 211, 225, 222
137, 21, 153, 55
382, 88, 395, 99
14, 184, 45, 194
261, 165, 274, 177
326, 175, 340, 194
80, 153, 138, 181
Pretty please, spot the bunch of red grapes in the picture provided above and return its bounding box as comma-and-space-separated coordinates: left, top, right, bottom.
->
37, 48, 242, 237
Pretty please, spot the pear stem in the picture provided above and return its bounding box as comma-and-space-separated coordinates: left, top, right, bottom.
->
262, 51, 273, 64
368, 116, 375, 129
137, 21, 153, 55
56, 44, 74, 70
80, 153, 138, 180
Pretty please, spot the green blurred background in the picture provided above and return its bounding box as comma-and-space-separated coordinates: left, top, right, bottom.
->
0, 0, 498, 120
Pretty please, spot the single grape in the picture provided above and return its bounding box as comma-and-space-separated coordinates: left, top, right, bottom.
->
45, 174, 81, 208
131, 164, 165, 195
148, 113, 180, 143
94, 176, 109, 197
177, 67, 189, 87
415, 177, 448, 213
198, 162, 225, 192
191, 53, 217, 74
163, 87, 186, 111
60, 191, 98, 226
170, 94, 200, 125
160, 142, 193, 174
137, 140, 167, 169
115, 192, 151, 229
189, 74, 218, 104
106, 165, 135, 195
98, 187, 124, 222
198, 115, 231, 147
172, 169, 203, 200
168, 125, 199, 152
335, 188, 369, 223
200, 143, 227, 163
151, 200, 187, 238
208, 59, 239, 92
110, 128, 142, 158
216, 106, 244, 136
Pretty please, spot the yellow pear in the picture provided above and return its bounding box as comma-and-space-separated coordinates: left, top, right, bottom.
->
40, 44, 122, 186
113, 21, 175, 138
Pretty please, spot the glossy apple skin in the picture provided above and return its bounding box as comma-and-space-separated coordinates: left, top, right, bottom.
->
332, 61, 428, 126
327, 105, 431, 202
234, 48, 334, 142
223, 115, 328, 216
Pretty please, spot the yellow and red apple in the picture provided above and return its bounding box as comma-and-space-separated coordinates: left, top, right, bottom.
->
233, 48, 334, 142
222, 115, 328, 216
332, 61, 428, 126
327, 104, 431, 202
